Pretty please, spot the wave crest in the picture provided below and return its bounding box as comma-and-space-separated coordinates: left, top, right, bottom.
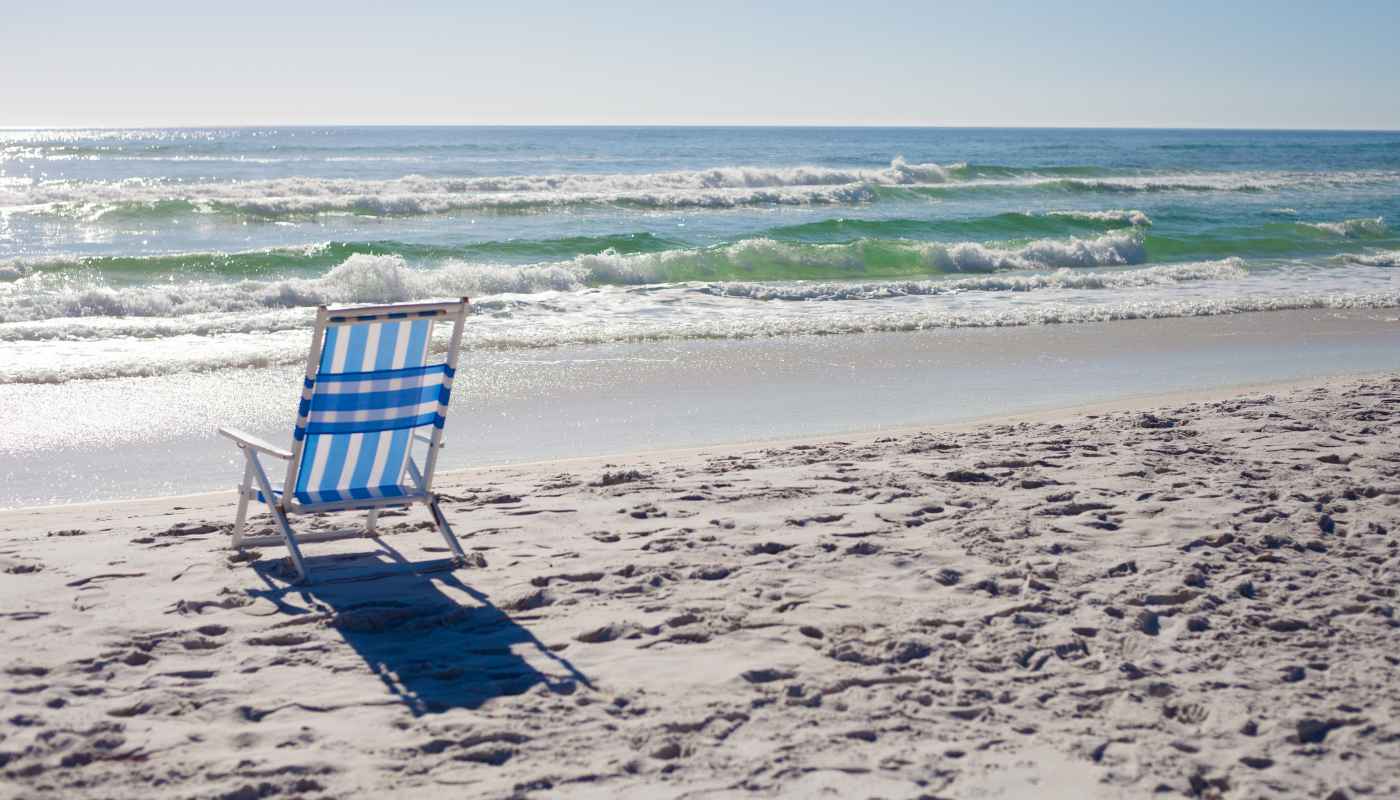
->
1301, 217, 1388, 237
1337, 249, 1400, 267
9, 161, 1397, 219
1047, 209, 1152, 226
1, 158, 968, 217
699, 260, 1246, 301
6, 271, 1397, 384
0, 232, 1148, 323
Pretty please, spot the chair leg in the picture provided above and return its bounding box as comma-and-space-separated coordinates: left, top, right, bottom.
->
366, 509, 380, 536
427, 495, 466, 563
245, 449, 310, 583
232, 458, 254, 548
268, 504, 308, 583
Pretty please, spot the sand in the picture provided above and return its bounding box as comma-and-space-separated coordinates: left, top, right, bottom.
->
2, 373, 1399, 799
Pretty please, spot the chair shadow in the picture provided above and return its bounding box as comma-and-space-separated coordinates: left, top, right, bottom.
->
247, 540, 591, 715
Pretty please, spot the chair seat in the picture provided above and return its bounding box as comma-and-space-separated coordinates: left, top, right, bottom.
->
256, 484, 426, 510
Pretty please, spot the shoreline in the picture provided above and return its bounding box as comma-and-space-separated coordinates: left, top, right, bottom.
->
4, 366, 1394, 519
5, 306, 1400, 509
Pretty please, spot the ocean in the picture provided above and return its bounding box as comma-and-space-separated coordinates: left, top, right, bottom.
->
2, 126, 1399, 505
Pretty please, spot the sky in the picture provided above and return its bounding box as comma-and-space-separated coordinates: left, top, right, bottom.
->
3, 1, 1398, 129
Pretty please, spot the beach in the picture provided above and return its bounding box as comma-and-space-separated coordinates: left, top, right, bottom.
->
3, 372, 1398, 798
5, 1, 1400, 793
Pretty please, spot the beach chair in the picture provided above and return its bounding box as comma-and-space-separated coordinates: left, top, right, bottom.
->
218, 299, 470, 582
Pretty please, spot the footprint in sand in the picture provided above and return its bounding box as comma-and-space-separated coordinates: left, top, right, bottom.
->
2, 559, 43, 575
504, 588, 556, 612
107, 701, 153, 718
530, 571, 606, 587
747, 542, 793, 556
786, 513, 845, 527
162, 670, 218, 680
65, 572, 147, 588
741, 668, 796, 684
159, 522, 222, 538
246, 632, 315, 647
689, 565, 733, 581
171, 594, 258, 615
576, 622, 650, 643
122, 651, 156, 667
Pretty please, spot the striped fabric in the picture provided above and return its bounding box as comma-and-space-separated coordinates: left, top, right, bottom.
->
305, 363, 449, 435
281, 316, 454, 506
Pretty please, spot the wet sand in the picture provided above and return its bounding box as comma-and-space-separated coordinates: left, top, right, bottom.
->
4, 307, 1400, 508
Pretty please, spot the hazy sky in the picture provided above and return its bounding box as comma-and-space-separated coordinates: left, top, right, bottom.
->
4, 1, 1397, 128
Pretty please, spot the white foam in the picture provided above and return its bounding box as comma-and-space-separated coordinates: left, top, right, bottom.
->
17, 276, 1397, 384
0, 309, 314, 343
1041, 172, 1400, 194
701, 260, 1247, 301
0, 251, 1205, 340
0, 158, 965, 216
0, 255, 594, 324
0, 330, 326, 384
1301, 216, 1387, 237
0, 232, 1149, 324
6, 257, 1399, 384
1046, 209, 1152, 226
6, 163, 1398, 218
1337, 250, 1400, 267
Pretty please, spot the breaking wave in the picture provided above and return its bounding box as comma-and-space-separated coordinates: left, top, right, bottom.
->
1336, 249, 1400, 267
7, 270, 1399, 383
1046, 209, 1152, 226
1300, 216, 1388, 237
0, 157, 965, 217
6, 161, 1399, 219
698, 260, 1247, 301
0, 232, 1149, 323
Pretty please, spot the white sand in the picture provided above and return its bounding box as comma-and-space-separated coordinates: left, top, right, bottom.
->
2, 374, 1399, 798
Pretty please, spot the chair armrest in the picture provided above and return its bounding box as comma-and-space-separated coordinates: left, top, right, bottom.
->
218, 427, 292, 460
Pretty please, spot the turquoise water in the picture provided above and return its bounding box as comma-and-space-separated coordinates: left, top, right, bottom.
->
1, 127, 1398, 383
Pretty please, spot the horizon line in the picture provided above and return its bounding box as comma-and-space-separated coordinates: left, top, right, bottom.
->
2, 123, 1399, 133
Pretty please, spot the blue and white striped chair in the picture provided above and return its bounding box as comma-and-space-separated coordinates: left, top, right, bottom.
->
219, 299, 470, 582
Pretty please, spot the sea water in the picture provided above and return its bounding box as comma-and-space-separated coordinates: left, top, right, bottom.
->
2, 127, 1398, 504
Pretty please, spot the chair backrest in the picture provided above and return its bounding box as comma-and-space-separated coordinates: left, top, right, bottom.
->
283, 300, 468, 505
